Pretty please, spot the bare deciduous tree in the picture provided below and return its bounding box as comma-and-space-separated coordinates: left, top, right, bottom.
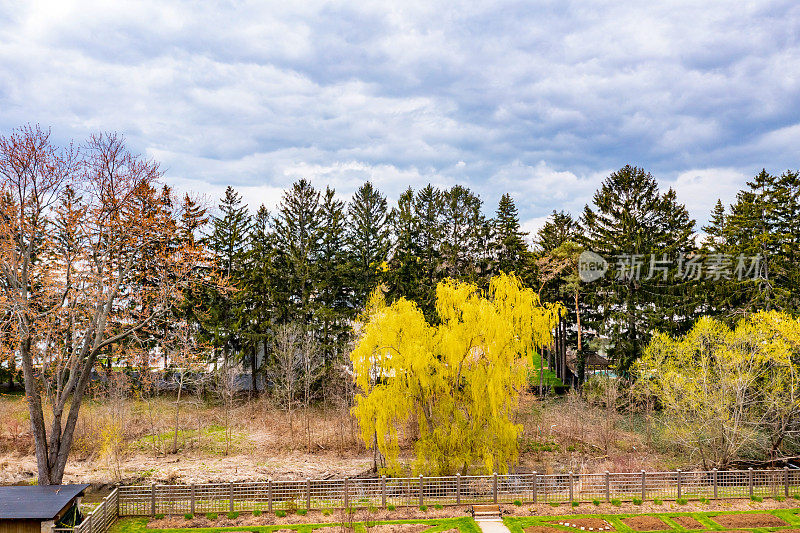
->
0, 125, 200, 484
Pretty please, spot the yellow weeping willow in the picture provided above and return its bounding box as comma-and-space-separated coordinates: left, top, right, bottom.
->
350, 273, 562, 475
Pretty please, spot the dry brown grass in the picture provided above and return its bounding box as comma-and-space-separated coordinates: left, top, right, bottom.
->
0, 388, 679, 485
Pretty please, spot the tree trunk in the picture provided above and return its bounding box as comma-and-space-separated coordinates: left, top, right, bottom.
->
251, 345, 259, 396
173, 372, 184, 454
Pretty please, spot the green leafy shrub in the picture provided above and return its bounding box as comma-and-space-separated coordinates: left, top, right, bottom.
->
549, 502, 559, 507
676, 498, 688, 505
775, 496, 785, 502
387, 504, 396, 511
206, 513, 218, 520
699, 497, 709, 504
419, 505, 428, 511
227, 511, 239, 519
610, 499, 621, 506
434, 504, 443, 510
322, 509, 332, 516
184, 513, 194, 520
513, 500, 522, 506
275, 510, 286, 518
571, 501, 579, 507
154, 514, 165, 520
793, 494, 800, 501
632, 497, 642, 505
592, 499, 600, 506
751, 495, 763, 502
297, 509, 307, 516
652, 499, 663, 505
252, 510, 262, 517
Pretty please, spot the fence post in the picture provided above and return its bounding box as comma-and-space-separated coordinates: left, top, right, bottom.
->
493, 473, 498, 504
306, 479, 311, 510
382, 475, 387, 508
419, 475, 424, 507
268, 479, 273, 513
713, 469, 718, 499
87, 511, 93, 533
569, 472, 574, 503
116, 484, 120, 517
605, 471, 610, 502
344, 478, 349, 509
190, 484, 196, 515
785, 466, 790, 498
676, 470, 681, 500
748, 468, 754, 498
532, 472, 537, 504
151, 484, 156, 516
641, 470, 646, 501
230, 482, 235, 513
456, 473, 461, 505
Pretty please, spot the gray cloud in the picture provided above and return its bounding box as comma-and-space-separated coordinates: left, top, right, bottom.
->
1, 0, 798, 229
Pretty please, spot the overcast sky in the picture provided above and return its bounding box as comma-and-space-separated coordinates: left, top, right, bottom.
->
1, 0, 799, 235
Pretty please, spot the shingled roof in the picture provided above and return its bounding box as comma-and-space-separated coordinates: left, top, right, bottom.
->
0, 484, 89, 520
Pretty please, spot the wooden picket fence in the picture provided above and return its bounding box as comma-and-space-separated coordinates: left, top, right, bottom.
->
116, 468, 800, 516
74, 488, 118, 533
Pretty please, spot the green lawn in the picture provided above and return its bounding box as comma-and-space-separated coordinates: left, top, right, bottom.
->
504, 508, 800, 533
110, 516, 480, 533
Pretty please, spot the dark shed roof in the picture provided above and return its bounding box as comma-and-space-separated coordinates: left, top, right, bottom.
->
0, 484, 89, 520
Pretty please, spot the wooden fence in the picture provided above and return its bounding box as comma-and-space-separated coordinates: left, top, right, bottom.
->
75, 488, 118, 533
117, 468, 800, 516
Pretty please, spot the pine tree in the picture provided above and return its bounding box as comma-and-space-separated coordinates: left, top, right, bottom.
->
441, 185, 488, 284
414, 185, 445, 320
386, 188, 426, 306
274, 179, 323, 326
205, 186, 252, 365
347, 182, 390, 309
535, 210, 577, 254
318, 187, 351, 363
240, 205, 279, 392
491, 193, 531, 280
579, 165, 696, 372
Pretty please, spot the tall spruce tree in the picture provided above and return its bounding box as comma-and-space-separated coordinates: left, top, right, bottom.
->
347, 182, 390, 310
240, 205, 280, 392
579, 166, 696, 372
274, 179, 323, 326
205, 187, 252, 365
386, 188, 426, 307
413, 185, 445, 320
536, 210, 577, 254
491, 193, 531, 281
318, 187, 351, 363
441, 185, 488, 284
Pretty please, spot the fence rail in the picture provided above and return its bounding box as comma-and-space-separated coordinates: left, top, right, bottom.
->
74, 488, 118, 533
117, 468, 800, 516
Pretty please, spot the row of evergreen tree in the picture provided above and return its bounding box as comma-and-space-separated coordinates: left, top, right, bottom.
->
166, 164, 800, 390
177, 179, 531, 390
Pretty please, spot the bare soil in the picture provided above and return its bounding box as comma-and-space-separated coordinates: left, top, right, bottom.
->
710, 514, 787, 528
316, 525, 430, 533
621, 516, 670, 531
524, 528, 561, 533
549, 518, 613, 530
148, 507, 471, 528
518, 498, 800, 517
669, 516, 704, 529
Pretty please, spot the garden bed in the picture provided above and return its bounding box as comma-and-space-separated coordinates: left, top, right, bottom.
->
710, 513, 787, 528
669, 516, 704, 529
621, 516, 670, 531
548, 518, 613, 531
